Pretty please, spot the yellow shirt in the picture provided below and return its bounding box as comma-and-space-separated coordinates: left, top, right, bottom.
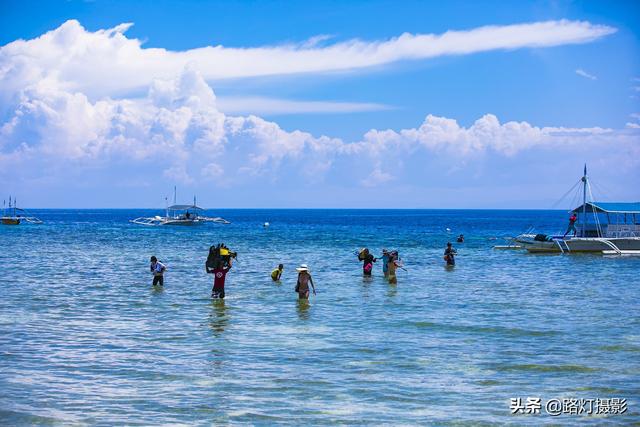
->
271, 268, 282, 280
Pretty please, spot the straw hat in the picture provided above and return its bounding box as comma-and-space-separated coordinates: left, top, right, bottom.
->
296, 264, 309, 272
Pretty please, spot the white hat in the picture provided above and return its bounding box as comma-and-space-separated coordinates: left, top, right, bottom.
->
296, 264, 309, 272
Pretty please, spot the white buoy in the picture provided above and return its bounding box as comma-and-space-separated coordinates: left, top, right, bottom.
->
263, 222, 270, 228
446, 227, 451, 232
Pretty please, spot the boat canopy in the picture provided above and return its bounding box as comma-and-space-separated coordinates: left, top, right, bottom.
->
167, 204, 204, 210
572, 202, 640, 214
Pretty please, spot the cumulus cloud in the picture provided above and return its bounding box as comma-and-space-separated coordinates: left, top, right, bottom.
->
0, 20, 637, 207
0, 67, 342, 185
201, 162, 224, 180
2, 65, 636, 195
0, 19, 616, 102
359, 114, 615, 157
575, 68, 597, 80
361, 165, 395, 187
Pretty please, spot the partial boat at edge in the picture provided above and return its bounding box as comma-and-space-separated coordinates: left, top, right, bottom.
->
514, 166, 640, 255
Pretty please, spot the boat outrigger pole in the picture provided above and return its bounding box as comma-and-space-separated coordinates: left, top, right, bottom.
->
581, 164, 587, 238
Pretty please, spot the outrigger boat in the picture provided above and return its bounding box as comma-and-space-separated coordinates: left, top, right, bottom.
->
514, 166, 640, 255
130, 190, 230, 226
1, 196, 43, 225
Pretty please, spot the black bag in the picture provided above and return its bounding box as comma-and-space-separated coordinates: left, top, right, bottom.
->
295, 283, 300, 293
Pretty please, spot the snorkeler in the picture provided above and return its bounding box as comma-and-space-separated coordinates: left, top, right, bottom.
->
150, 256, 166, 286
444, 242, 457, 266
207, 258, 232, 299
457, 234, 464, 243
271, 264, 284, 281
295, 264, 316, 300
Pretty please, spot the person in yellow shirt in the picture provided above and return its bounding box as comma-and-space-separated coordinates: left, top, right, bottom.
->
271, 264, 284, 282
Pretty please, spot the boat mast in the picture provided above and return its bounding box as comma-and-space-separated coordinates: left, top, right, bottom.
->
581, 164, 587, 238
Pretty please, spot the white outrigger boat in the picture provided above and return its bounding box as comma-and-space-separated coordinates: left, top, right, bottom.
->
514, 166, 640, 255
130, 204, 230, 226
131, 191, 230, 226
1, 196, 43, 225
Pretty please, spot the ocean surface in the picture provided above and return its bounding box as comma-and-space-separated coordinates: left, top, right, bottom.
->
1, 209, 639, 425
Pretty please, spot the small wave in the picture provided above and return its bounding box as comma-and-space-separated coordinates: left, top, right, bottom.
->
412, 321, 558, 337
597, 344, 640, 353
573, 386, 626, 394
493, 363, 598, 373
476, 379, 501, 386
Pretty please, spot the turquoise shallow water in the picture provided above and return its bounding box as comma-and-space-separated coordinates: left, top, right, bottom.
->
1, 209, 639, 425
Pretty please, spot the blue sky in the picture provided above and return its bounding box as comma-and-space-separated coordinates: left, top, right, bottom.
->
0, 0, 638, 208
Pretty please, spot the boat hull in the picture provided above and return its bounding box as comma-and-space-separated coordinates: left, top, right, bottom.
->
515, 234, 640, 253
162, 219, 204, 226
1, 217, 20, 225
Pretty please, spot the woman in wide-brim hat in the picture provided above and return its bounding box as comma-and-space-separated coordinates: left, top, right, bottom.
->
295, 264, 315, 299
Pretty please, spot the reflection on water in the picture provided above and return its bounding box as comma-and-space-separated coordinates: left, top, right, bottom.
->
386, 282, 398, 298
209, 299, 228, 336
296, 298, 310, 321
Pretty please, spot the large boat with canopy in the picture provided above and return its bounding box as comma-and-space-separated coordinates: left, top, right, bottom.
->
130, 189, 230, 226
1, 197, 43, 225
514, 166, 640, 254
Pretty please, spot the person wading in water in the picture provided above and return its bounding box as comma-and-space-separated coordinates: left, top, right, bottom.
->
150, 256, 166, 287
444, 242, 457, 267
295, 264, 316, 300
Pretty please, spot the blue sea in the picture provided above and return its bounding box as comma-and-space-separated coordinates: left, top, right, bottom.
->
1, 209, 639, 425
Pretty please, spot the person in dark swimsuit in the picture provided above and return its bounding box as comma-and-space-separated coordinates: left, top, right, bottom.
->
363, 252, 376, 276
358, 248, 376, 276
444, 242, 457, 266
150, 256, 166, 286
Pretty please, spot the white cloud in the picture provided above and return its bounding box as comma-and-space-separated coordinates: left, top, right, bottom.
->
0, 67, 343, 184
626, 122, 640, 129
361, 165, 395, 187
216, 97, 392, 115
358, 114, 615, 157
163, 165, 193, 184
3, 64, 635, 193
299, 34, 335, 49
0, 19, 616, 102
0, 20, 637, 204
575, 68, 597, 80
201, 162, 224, 180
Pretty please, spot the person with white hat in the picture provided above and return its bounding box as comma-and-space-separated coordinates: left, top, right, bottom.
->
295, 264, 315, 300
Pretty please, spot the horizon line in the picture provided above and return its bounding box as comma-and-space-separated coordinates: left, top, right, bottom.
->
10, 207, 576, 211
